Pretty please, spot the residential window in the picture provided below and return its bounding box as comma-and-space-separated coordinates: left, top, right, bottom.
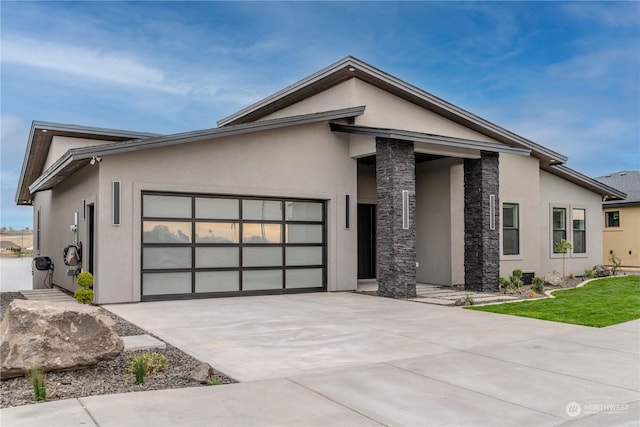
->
503, 203, 519, 255
572, 208, 586, 253
552, 207, 566, 253
605, 211, 620, 228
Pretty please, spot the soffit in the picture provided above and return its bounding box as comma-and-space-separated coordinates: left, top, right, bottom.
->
16, 122, 158, 205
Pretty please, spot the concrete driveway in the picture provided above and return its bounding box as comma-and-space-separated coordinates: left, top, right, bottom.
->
3, 292, 639, 426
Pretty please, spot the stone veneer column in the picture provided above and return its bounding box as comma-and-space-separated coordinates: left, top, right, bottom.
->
376, 137, 416, 298
464, 151, 500, 292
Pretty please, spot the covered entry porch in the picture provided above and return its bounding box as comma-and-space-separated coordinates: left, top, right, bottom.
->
333, 123, 530, 298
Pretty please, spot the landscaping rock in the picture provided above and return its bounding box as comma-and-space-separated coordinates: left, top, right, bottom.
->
189, 362, 215, 383
1, 300, 124, 379
544, 271, 564, 287
593, 264, 612, 277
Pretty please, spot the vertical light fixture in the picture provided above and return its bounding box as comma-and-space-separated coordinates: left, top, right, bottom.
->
112, 181, 121, 226
489, 194, 496, 230
402, 190, 409, 229
345, 195, 350, 229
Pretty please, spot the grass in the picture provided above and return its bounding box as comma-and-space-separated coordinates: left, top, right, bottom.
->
466, 275, 640, 327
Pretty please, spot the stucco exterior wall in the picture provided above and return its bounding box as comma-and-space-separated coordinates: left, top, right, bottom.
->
603, 206, 640, 267
93, 122, 357, 303
264, 78, 503, 145
44, 136, 112, 170
539, 169, 603, 277
499, 153, 541, 277
32, 165, 99, 293
415, 158, 458, 285
357, 163, 376, 204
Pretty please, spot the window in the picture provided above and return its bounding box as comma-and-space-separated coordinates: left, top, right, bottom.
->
605, 211, 620, 228
572, 209, 586, 253
141, 193, 326, 299
503, 203, 519, 255
552, 207, 567, 253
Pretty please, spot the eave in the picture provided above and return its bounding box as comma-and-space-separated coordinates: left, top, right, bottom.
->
330, 123, 531, 157
15, 121, 158, 205
27, 106, 366, 194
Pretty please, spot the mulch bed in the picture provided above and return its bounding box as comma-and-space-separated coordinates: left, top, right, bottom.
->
0, 292, 236, 408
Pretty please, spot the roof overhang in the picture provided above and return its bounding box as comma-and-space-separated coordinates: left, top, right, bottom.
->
15, 121, 158, 205
545, 164, 627, 200
27, 107, 366, 195
330, 123, 531, 157
218, 56, 567, 165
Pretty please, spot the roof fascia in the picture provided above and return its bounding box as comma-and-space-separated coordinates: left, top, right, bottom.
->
330, 123, 531, 157
27, 107, 366, 194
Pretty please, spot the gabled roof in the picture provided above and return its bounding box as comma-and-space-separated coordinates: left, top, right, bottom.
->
218, 56, 567, 166
596, 171, 639, 206
15, 121, 158, 204
25, 107, 366, 197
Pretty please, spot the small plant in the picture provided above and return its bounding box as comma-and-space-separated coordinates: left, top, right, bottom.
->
128, 352, 168, 380
584, 268, 596, 279
500, 269, 524, 291
531, 277, 545, 294
131, 356, 147, 385
29, 367, 46, 401
465, 293, 475, 306
569, 273, 575, 280
609, 252, 622, 275
554, 239, 573, 278
528, 290, 536, 298
206, 378, 222, 386
74, 271, 94, 304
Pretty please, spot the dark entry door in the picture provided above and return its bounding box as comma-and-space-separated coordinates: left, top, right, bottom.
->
357, 204, 376, 279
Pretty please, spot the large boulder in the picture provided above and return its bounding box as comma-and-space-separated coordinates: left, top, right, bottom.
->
544, 271, 564, 287
1, 300, 124, 379
593, 264, 612, 278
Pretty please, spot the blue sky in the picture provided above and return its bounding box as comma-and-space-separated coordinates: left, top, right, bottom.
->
1, 1, 639, 229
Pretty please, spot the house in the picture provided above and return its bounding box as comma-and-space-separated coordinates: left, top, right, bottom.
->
596, 171, 640, 268
15, 56, 625, 304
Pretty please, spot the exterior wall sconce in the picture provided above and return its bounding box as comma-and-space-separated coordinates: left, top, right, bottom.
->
402, 190, 409, 230
90, 156, 102, 165
489, 194, 496, 230
345, 195, 350, 229
112, 181, 121, 226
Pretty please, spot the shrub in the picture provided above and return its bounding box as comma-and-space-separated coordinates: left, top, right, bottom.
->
74, 271, 95, 304
609, 252, 622, 275
207, 378, 222, 386
528, 290, 537, 298
531, 277, 545, 294
128, 352, 168, 377
465, 294, 475, 306
74, 289, 94, 304
29, 368, 46, 401
512, 269, 523, 279
584, 268, 596, 279
76, 272, 94, 289
500, 272, 523, 291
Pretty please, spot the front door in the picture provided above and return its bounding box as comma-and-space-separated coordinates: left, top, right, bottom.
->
357, 204, 376, 279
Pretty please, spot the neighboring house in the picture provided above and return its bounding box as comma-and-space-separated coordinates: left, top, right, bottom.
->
1, 241, 19, 251
596, 171, 640, 268
16, 56, 625, 304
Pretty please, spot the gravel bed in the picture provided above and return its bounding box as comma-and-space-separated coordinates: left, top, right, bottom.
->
0, 292, 236, 408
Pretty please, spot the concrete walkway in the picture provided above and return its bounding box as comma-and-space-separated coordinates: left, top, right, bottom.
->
2, 292, 639, 426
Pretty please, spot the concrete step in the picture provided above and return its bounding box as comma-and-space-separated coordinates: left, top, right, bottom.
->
20, 289, 75, 303
122, 335, 167, 352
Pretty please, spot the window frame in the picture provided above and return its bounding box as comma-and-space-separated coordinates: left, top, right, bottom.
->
549, 204, 589, 259
501, 202, 520, 258
604, 210, 621, 228
572, 207, 587, 255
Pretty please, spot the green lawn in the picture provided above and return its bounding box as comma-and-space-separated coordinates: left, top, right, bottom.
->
466, 275, 640, 327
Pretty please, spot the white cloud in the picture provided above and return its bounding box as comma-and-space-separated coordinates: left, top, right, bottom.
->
2, 35, 190, 95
